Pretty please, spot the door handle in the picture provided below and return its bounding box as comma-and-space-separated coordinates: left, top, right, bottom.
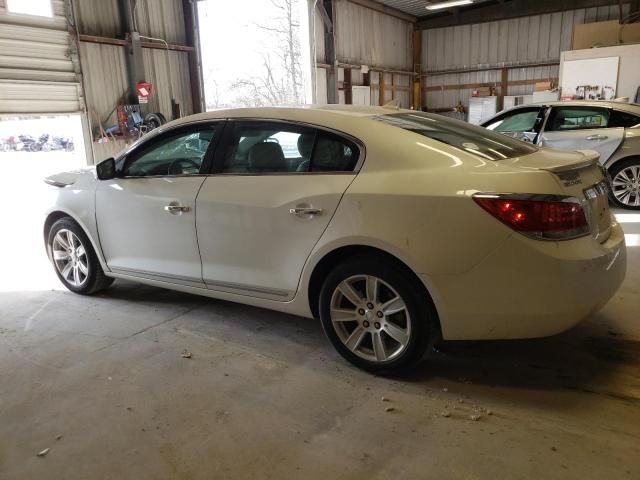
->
586, 134, 608, 141
289, 207, 323, 216
164, 204, 190, 213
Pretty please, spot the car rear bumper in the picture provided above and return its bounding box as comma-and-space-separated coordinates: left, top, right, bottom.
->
425, 217, 627, 340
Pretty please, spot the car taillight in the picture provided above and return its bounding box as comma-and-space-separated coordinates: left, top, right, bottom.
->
473, 194, 590, 240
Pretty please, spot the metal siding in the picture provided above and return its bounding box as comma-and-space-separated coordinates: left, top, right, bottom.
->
79, 42, 128, 126
0, 0, 81, 113
421, 4, 629, 110
142, 48, 193, 119
334, 0, 412, 70
74, 0, 186, 44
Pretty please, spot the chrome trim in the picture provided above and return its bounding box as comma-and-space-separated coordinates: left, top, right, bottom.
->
203, 278, 290, 298
110, 267, 205, 287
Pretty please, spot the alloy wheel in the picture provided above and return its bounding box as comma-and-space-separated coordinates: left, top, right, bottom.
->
52, 229, 89, 287
612, 165, 640, 207
329, 274, 411, 363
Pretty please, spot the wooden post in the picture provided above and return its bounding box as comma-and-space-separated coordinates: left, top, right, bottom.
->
412, 30, 422, 110
499, 67, 508, 111
378, 72, 385, 106
344, 67, 352, 104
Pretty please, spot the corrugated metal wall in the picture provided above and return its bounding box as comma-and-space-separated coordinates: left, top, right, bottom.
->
0, 0, 82, 113
334, 0, 412, 69
74, 0, 186, 44
75, 0, 194, 160
423, 4, 630, 110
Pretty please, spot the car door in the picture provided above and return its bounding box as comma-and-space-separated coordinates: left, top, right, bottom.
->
196, 120, 361, 300
95, 122, 223, 287
539, 106, 624, 163
482, 106, 547, 144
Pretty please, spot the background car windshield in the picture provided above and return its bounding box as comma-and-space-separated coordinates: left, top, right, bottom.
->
374, 112, 537, 160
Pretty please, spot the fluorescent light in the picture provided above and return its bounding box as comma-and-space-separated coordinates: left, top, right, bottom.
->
426, 0, 473, 10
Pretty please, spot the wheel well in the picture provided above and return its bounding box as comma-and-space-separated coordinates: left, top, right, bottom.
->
306, 245, 441, 338
607, 155, 640, 172
43, 211, 71, 245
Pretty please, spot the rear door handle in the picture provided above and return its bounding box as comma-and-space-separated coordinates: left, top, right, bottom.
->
586, 134, 608, 141
289, 207, 323, 216
164, 204, 190, 213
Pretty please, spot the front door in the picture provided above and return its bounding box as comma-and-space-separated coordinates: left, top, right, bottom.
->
539, 106, 624, 163
96, 122, 222, 286
196, 120, 361, 300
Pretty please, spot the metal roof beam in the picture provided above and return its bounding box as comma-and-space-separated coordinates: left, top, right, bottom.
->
416, 0, 632, 30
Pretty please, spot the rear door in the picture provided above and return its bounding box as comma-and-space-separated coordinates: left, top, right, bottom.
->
195, 120, 361, 300
539, 105, 624, 162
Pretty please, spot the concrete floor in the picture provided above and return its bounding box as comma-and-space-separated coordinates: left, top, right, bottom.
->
0, 164, 639, 479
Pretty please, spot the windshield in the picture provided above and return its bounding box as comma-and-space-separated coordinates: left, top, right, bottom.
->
374, 112, 537, 160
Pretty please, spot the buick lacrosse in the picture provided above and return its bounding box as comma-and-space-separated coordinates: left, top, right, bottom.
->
43, 106, 626, 373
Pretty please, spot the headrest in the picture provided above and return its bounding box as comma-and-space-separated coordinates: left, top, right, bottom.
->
248, 142, 286, 172
297, 132, 315, 158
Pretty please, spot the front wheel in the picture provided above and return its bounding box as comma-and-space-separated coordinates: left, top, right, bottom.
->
319, 255, 435, 374
609, 158, 640, 210
47, 217, 114, 294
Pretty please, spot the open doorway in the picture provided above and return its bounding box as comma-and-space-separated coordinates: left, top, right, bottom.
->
197, 0, 309, 109
0, 114, 87, 291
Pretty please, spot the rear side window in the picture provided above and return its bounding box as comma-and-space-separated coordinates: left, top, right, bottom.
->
546, 107, 609, 131
219, 121, 359, 174
609, 109, 640, 128
374, 112, 537, 160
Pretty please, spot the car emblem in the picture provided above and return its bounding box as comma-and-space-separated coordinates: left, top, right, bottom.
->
558, 171, 582, 186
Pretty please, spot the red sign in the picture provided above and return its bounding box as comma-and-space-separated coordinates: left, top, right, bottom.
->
135, 82, 153, 98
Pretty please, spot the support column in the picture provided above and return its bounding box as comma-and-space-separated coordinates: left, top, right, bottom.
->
412, 29, 422, 110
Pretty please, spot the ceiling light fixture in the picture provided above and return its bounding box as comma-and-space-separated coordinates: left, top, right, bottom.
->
426, 0, 473, 10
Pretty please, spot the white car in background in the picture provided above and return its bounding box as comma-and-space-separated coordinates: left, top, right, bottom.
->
43, 106, 626, 373
482, 101, 640, 209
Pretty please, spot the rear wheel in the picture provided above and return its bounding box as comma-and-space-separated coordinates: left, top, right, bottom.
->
609, 158, 640, 210
47, 218, 114, 295
319, 255, 435, 374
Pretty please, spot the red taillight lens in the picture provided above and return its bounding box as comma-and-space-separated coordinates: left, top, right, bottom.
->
473, 194, 590, 240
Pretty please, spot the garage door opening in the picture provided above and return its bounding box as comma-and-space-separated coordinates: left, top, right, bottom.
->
0, 114, 87, 292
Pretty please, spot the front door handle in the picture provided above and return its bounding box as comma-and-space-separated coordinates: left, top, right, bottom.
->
586, 134, 608, 141
289, 207, 323, 216
164, 204, 190, 213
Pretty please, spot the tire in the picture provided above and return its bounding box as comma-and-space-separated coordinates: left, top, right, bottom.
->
609, 158, 640, 210
47, 217, 114, 295
318, 254, 436, 374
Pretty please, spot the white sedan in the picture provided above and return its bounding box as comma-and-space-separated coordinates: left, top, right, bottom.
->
43, 106, 626, 373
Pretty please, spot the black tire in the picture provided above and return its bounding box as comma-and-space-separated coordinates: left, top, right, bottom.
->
47, 217, 114, 295
608, 158, 640, 210
318, 254, 436, 374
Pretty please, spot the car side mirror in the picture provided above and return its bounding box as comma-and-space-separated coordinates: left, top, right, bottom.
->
96, 157, 116, 180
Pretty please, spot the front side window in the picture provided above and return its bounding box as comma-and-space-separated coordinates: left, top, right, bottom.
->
220, 121, 359, 174
374, 112, 537, 160
123, 126, 216, 177
546, 107, 610, 131
484, 108, 544, 133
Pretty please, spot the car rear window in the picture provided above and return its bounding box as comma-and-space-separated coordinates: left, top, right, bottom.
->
373, 112, 537, 160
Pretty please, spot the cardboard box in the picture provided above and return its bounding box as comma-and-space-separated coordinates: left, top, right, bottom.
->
573, 20, 640, 50
471, 86, 495, 97
534, 81, 554, 92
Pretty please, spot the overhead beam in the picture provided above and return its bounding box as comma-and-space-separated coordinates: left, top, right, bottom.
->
79, 34, 194, 52
417, 0, 633, 29
345, 0, 416, 24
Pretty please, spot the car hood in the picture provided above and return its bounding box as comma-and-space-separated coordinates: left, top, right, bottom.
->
44, 167, 96, 188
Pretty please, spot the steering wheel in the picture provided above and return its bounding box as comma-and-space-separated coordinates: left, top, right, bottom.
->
168, 158, 201, 175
